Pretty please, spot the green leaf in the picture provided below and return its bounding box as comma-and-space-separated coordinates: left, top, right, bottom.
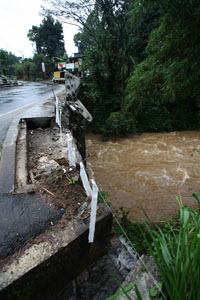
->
192, 193, 200, 205
135, 284, 143, 300
106, 282, 136, 300
149, 282, 162, 297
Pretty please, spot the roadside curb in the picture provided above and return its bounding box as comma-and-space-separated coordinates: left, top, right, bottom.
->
0, 90, 60, 194
0, 118, 20, 193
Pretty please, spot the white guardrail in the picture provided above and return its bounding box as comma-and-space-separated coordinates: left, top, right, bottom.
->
56, 96, 99, 243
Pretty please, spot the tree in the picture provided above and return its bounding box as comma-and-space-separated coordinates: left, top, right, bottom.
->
14, 58, 34, 80
32, 53, 54, 79
42, 0, 161, 134
124, 0, 200, 132
27, 16, 66, 58
14, 54, 54, 81
0, 49, 20, 76
42, 1, 135, 131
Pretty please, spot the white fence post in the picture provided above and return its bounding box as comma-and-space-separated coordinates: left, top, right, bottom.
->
88, 179, 99, 243
66, 134, 76, 167
56, 96, 62, 143
79, 162, 92, 197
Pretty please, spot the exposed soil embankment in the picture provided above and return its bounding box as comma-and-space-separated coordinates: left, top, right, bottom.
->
26, 122, 105, 230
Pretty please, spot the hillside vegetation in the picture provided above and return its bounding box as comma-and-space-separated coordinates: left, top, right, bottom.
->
42, 0, 200, 134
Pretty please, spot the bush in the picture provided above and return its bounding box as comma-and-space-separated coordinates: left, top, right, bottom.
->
136, 100, 173, 133
104, 111, 136, 135
35, 77, 43, 82
141, 194, 200, 300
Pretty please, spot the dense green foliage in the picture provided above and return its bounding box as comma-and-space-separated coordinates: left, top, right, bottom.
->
43, 0, 200, 133
74, 0, 161, 133
141, 195, 200, 300
3, 0, 200, 133
0, 49, 20, 76
14, 54, 54, 81
42, 0, 158, 133
27, 15, 65, 58
1, 16, 65, 81
11, 16, 66, 80
125, 0, 200, 132
113, 195, 200, 299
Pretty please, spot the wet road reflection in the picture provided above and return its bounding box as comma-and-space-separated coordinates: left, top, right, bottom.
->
0, 81, 62, 156
0, 82, 55, 116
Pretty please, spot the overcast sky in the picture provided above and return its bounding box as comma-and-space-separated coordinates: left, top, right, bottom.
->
0, 0, 78, 58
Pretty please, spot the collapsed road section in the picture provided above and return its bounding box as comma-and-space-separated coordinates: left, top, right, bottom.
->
0, 75, 113, 299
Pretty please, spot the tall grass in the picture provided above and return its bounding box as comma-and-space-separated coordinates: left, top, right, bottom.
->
105, 193, 200, 299
142, 195, 200, 300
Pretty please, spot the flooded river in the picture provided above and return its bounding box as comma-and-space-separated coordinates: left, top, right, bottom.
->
86, 131, 200, 221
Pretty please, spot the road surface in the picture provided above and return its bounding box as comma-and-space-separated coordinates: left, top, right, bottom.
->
0, 81, 64, 156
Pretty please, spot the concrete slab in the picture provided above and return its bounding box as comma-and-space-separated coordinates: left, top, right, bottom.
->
0, 95, 58, 194
0, 205, 112, 298
15, 121, 27, 191
0, 118, 20, 193
0, 88, 113, 299
22, 97, 55, 119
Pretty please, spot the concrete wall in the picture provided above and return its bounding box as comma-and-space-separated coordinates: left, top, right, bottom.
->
1, 206, 112, 300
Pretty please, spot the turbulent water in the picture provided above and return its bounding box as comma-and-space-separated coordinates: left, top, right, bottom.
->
86, 131, 200, 221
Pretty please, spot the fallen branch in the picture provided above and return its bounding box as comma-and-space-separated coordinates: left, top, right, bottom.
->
40, 186, 55, 197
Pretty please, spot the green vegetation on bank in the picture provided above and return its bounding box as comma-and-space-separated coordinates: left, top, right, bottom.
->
2, 1, 200, 133
14, 54, 54, 81
43, 0, 200, 135
112, 194, 200, 300
0, 49, 20, 77
124, 1, 200, 133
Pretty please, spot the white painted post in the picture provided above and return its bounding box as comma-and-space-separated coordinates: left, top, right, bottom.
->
55, 97, 60, 126
88, 179, 99, 243
41, 62, 45, 73
67, 137, 76, 167
56, 97, 62, 143
59, 109, 62, 143
79, 162, 92, 197
72, 147, 76, 166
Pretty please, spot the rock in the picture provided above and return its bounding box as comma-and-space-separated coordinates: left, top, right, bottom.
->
52, 126, 59, 133
29, 161, 35, 169
54, 157, 69, 167
117, 255, 161, 300
117, 248, 135, 270
52, 136, 59, 141
76, 269, 89, 285
32, 170, 37, 176
37, 156, 59, 174
27, 188, 35, 194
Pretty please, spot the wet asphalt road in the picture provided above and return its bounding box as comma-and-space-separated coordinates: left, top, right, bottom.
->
0, 82, 64, 260
0, 82, 62, 154
0, 193, 62, 259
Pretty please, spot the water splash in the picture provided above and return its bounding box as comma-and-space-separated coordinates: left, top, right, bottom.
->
176, 167, 190, 185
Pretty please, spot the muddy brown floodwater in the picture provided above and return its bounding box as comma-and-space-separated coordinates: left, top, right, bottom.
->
86, 131, 200, 222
